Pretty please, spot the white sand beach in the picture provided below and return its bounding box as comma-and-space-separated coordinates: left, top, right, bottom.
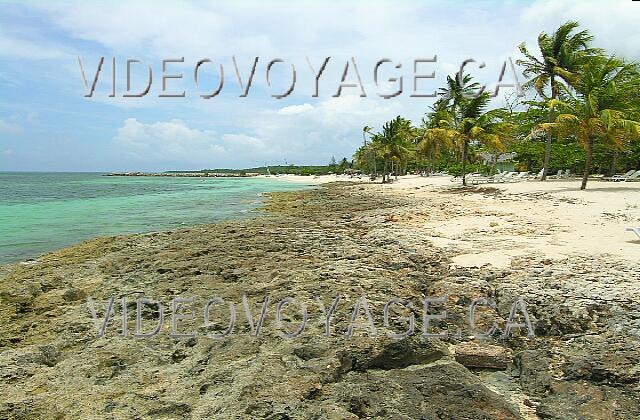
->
270, 174, 640, 267
390, 176, 640, 267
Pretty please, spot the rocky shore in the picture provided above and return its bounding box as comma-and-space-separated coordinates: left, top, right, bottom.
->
1, 182, 638, 419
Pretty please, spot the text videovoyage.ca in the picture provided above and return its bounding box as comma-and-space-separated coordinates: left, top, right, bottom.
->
88, 294, 535, 340
78, 55, 524, 99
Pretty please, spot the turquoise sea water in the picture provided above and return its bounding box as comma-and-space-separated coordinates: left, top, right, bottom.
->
0, 172, 312, 264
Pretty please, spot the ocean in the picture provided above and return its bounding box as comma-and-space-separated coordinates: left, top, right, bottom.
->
0, 172, 311, 264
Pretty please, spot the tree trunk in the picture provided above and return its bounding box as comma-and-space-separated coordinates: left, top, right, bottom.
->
610, 150, 618, 177
581, 137, 594, 190
363, 134, 372, 177
462, 140, 469, 186
541, 131, 553, 181
541, 79, 556, 181
430, 149, 435, 173
382, 159, 388, 183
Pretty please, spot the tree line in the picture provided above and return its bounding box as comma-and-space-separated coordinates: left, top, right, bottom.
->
353, 21, 640, 189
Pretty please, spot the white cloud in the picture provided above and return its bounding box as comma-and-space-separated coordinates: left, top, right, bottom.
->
36, 1, 244, 58
277, 103, 313, 115
0, 119, 21, 133
221, 134, 267, 150
111, 94, 400, 167
112, 118, 273, 167
520, 0, 640, 59
237, 95, 402, 164
114, 118, 220, 160
0, 28, 72, 60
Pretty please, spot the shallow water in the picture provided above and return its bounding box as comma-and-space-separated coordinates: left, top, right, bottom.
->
0, 172, 311, 264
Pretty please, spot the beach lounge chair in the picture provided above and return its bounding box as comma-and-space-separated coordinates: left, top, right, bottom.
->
533, 169, 544, 180
470, 176, 490, 185
453, 173, 474, 183
554, 169, 572, 179
504, 172, 520, 182
470, 172, 504, 184
490, 171, 514, 183
512, 172, 530, 181
466, 173, 482, 184
548, 170, 564, 179
624, 171, 640, 182
626, 227, 640, 239
603, 170, 635, 182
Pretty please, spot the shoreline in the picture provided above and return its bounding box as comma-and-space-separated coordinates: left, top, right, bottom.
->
1, 180, 639, 417
10, 173, 638, 266
102, 171, 366, 184
0, 174, 321, 267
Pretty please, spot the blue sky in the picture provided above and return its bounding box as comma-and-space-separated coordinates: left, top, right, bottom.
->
1, 0, 639, 172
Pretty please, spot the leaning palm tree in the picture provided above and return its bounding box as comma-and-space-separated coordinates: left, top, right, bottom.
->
533, 56, 640, 189
517, 21, 600, 180
362, 125, 372, 146
353, 144, 370, 173
361, 125, 376, 175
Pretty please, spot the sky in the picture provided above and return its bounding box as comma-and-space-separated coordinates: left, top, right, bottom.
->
0, 0, 639, 172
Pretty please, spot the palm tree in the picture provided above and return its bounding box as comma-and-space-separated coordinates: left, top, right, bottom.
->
436, 72, 488, 167
432, 72, 512, 186
417, 100, 454, 172
438, 73, 480, 107
533, 56, 640, 189
361, 125, 377, 176
517, 21, 600, 180
362, 126, 372, 145
374, 116, 413, 183
450, 93, 512, 186
416, 127, 452, 174
438, 73, 483, 117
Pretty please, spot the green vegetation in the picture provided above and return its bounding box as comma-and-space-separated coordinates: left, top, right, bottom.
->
353, 21, 640, 189
517, 21, 601, 181
192, 162, 354, 176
